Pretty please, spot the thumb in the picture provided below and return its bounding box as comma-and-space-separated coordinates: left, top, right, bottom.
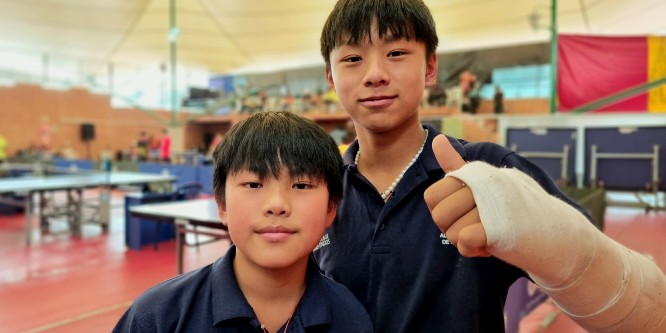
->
432, 134, 466, 173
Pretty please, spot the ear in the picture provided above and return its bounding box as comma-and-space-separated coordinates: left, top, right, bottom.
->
216, 200, 228, 226
325, 202, 337, 228
424, 53, 439, 88
325, 67, 335, 89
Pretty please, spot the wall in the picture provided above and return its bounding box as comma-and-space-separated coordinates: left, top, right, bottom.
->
504, 99, 550, 115
0, 84, 185, 160
476, 99, 550, 115
0, 83, 553, 163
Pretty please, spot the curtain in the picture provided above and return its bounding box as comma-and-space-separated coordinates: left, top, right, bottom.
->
558, 34, 666, 113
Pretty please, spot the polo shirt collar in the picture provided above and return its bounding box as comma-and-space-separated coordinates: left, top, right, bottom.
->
341, 140, 358, 166
210, 246, 257, 326
210, 246, 333, 329
292, 257, 333, 328
343, 124, 465, 195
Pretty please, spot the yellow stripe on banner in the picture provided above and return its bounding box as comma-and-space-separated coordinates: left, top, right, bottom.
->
648, 36, 666, 112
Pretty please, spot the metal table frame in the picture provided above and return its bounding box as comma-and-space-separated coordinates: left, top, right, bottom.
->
128, 198, 230, 274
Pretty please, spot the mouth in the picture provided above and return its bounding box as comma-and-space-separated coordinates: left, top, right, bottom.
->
256, 225, 296, 242
359, 95, 396, 102
358, 95, 396, 108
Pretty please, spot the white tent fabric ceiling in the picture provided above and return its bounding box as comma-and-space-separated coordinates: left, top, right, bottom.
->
0, 0, 665, 76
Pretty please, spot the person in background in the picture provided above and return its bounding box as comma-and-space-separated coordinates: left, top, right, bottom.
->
0, 134, 7, 163
38, 116, 52, 155
113, 111, 372, 332
207, 132, 224, 161
100, 145, 113, 162
136, 131, 149, 162
129, 144, 138, 162
337, 119, 356, 155
494, 85, 505, 114
149, 135, 160, 162
322, 87, 339, 113
314, 0, 666, 332
159, 128, 171, 163
59, 140, 78, 160
114, 149, 125, 162
459, 70, 477, 113
468, 80, 481, 114
427, 81, 447, 107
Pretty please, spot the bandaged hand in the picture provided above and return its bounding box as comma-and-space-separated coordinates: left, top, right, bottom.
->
424, 134, 666, 332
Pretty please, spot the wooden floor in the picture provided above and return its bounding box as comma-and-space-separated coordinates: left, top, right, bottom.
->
0, 191, 664, 333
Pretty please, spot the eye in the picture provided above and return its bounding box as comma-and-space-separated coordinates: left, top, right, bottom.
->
243, 182, 262, 189
293, 182, 313, 190
388, 50, 406, 57
344, 55, 362, 63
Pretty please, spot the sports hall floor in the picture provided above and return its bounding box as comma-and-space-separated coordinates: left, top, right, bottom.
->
0, 190, 664, 333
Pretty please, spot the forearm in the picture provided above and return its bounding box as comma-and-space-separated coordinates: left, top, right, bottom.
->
540, 240, 666, 332
448, 162, 666, 332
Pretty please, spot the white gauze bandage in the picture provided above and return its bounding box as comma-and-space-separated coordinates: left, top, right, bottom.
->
446, 161, 666, 332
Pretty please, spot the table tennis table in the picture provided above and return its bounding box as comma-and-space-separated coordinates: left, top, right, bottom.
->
129, 198, 229, 274
0, 169, 176, 245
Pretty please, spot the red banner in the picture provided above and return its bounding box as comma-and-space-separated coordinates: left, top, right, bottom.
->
558, 35, 648, 112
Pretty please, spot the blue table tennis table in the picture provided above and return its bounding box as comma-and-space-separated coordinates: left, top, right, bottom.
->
129, 198, 229, 274
0, 167, 176, 245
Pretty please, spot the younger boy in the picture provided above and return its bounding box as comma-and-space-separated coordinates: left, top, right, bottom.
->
113, 111, 372, 332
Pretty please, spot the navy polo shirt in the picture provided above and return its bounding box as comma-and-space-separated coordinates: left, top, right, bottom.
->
114, 246, 372, 333
313, 124, 590, 333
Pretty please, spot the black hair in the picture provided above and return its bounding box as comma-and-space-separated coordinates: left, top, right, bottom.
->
212, 111, 343, 204
320, 0, 439, 68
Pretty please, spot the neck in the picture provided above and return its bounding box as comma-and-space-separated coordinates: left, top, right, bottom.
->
356, 123, 425, 166
234, 253, 306, 332
355, 123, 428, 200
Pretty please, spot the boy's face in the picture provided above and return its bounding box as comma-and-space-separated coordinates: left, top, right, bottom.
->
326, 27, 438, 133
217, 168, 336, 270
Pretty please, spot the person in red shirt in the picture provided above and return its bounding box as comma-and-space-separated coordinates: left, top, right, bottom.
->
159, 128, 171, 163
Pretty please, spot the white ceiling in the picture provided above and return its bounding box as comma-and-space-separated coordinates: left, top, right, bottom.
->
0, 0, 665, 76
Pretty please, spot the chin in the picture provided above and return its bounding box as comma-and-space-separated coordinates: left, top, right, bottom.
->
269, 249, 312, 266
259, 258, 302, 271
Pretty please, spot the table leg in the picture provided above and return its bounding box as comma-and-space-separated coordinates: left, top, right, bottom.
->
66, 189, 79, 236
176, 222, 184, 275
25, 193, 33, 245
98, 187, 111, 232
39, 191, 47, 230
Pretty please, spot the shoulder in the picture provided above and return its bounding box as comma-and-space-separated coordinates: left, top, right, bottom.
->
143, 265, 212, 301
460, 140, 515, 165
312, 273, 373, 328
116, 265, 214, 331
423, 125, 514, 168
458, 139, 588, 216
459, 140, 548, 177
315, 273, 363, 307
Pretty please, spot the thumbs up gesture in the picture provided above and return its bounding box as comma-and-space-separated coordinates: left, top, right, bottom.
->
424, 135, 491, 258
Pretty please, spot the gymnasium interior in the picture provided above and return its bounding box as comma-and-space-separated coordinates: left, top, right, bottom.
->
0, 1, 665, 332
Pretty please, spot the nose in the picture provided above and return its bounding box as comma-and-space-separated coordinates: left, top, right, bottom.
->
363, 56, 390, 87
263, 186, 291, 217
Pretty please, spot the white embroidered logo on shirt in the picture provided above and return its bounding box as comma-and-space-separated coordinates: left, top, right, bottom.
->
314, 233, 330, 251
440, 233, 452, 245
